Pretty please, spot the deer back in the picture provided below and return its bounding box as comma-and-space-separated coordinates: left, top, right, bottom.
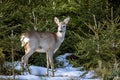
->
21, 31, 61, 52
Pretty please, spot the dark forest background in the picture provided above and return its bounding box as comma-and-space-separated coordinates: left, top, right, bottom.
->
0, 0, 120, 79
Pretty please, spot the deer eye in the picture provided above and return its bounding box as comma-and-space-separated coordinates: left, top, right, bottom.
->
63, 26, 65, 27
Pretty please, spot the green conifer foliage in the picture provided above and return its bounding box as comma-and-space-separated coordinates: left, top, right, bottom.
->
0, 0, 119, 78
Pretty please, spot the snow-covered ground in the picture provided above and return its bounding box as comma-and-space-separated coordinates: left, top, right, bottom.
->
0, 53, 100, 80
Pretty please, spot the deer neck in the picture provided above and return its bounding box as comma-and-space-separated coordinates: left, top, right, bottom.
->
56, 31, 66, 43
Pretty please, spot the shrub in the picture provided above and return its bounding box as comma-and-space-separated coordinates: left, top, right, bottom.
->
69, 16, 120, 79
0, 48, 5, 75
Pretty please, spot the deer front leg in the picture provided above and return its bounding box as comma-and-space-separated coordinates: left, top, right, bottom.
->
49, 51, 54, 77
46, 52, 49, 76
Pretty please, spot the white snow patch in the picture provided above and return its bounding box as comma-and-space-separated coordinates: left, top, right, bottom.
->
0, 53, 100, 80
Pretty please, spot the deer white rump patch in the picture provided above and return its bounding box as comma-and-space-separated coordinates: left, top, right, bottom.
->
20, 36, 30, 47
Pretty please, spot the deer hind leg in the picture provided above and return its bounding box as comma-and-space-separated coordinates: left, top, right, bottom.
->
21, 49, 35, 74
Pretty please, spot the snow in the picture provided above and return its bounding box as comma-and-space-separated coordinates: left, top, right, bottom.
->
0, 53, 100, 80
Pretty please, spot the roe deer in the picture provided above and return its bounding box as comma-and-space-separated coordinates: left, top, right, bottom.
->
20, 17, 70, 77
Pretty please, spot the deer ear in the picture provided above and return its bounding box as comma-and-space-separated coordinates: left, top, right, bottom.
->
54, 17, 59, 24
64, 17, 70, 24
